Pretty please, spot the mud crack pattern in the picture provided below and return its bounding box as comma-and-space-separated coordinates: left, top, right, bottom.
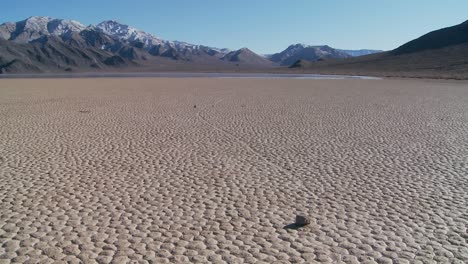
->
0, 78, 467, 263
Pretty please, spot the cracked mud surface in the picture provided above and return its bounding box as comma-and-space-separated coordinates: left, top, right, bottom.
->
0, 78, 467, 263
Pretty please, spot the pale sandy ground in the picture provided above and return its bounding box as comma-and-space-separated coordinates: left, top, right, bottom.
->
0, 78, 467, 264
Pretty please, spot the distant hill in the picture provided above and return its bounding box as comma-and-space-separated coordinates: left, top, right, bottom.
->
268, 45, 381, 66
288, 20, 468, 79
270, 44, 351, 66
221, 48, 274, 67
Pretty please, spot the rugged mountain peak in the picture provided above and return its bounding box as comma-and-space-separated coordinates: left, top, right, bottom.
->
283, 44, 306, 53
24, 16, 53, 24
289, 43, 308, 49
96, 20, 164, 47
286, 43, 330, 51
95, 20, 230, 59
23, 16, 85, 35
96, 20, 133, 36
282, 43, 317, 54
0, 22, 16, 40
0, 16, 86, 43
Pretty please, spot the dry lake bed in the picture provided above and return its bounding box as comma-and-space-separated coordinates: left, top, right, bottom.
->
0, 77, 467, 263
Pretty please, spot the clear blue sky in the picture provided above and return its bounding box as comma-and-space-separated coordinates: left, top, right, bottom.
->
2, 0, 467, 54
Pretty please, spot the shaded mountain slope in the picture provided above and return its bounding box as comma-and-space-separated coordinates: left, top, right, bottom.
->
392, 20, 468, 55
0, 37, 129, 73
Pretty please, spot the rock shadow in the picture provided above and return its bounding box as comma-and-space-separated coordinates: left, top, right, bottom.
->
283, 223, 306, 230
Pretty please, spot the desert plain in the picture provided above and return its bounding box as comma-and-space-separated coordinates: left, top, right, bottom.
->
0, 77, 467, 263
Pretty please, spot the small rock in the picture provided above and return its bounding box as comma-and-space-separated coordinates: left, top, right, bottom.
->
296, 215, 310, 226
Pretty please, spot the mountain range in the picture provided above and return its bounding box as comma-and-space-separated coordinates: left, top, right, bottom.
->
0, 16, 381, 73
2, 16, 466, 79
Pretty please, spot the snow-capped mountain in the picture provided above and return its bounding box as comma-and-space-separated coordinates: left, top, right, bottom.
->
95, 20, 165, 48
94, 20, 229, 58
0, 16, 242, 73
0, 16, 86, 43
0, 17, 230, 60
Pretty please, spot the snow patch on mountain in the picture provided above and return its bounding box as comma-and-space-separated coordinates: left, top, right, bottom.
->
0, 17, 230, 58
95, 20, 165, 47
94, 20, 229, 56
0, 16, 86, 42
